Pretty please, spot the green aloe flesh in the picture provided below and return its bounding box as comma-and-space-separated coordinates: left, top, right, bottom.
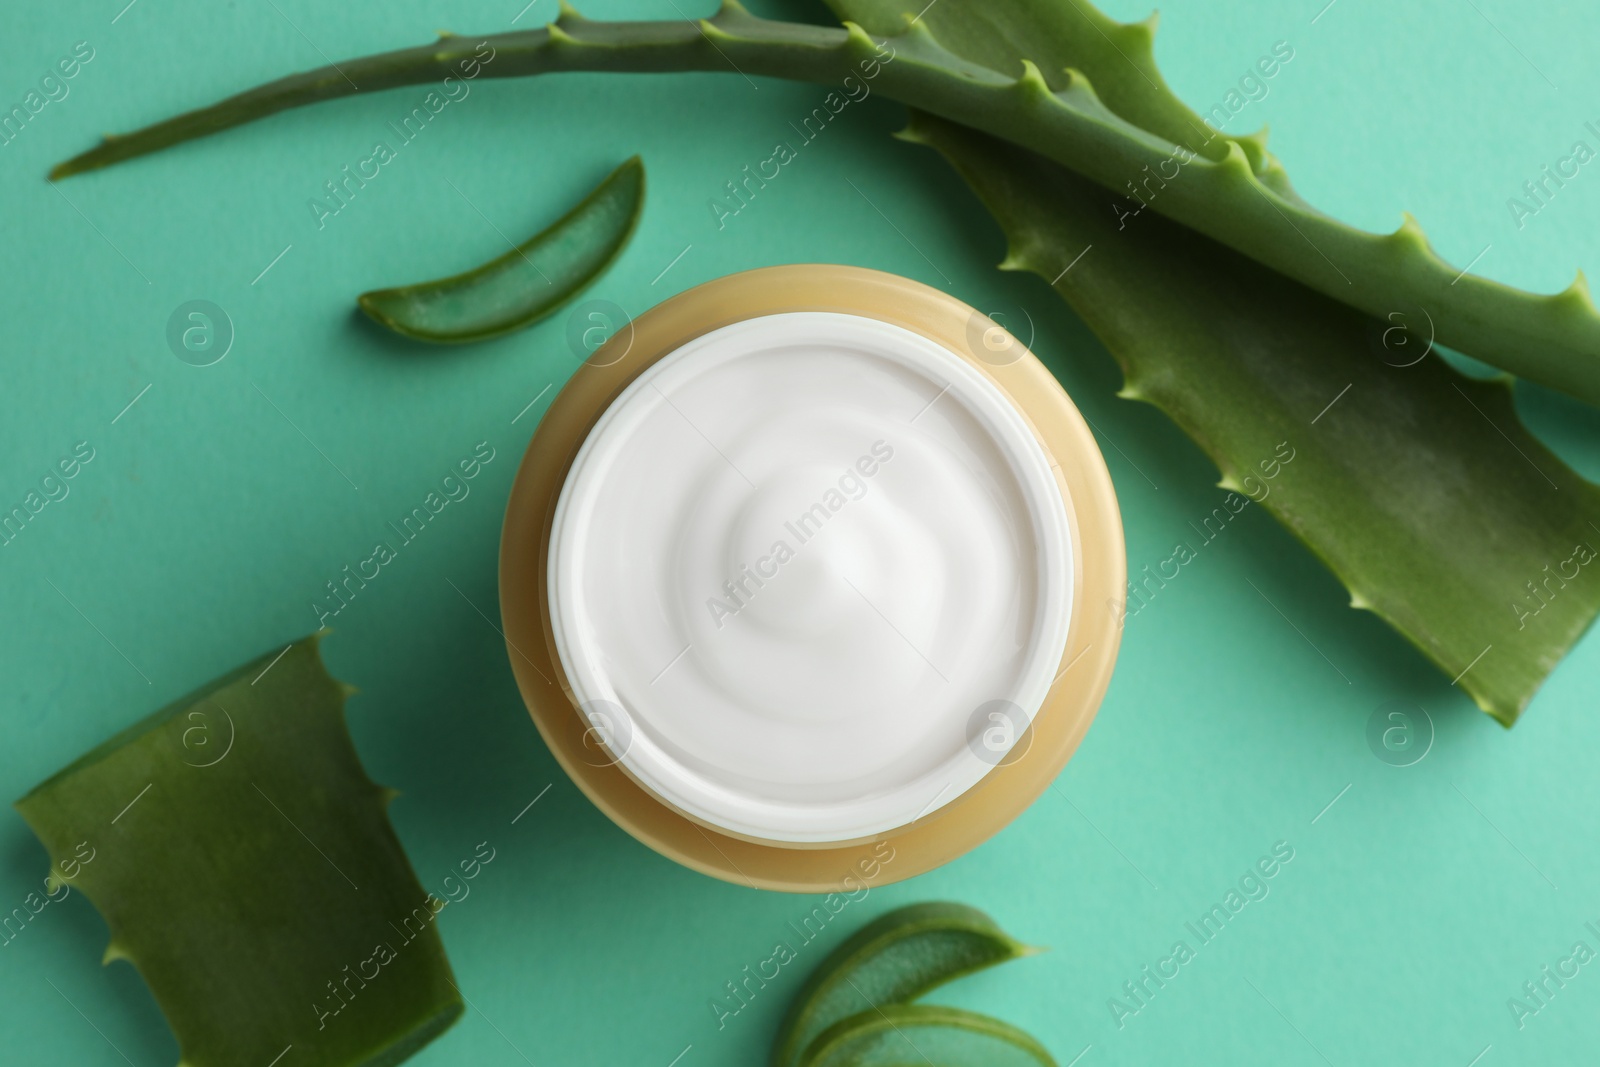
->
799, 1004, 1057, 1067
358, 156, 644, 344
47, 2, 1600, 408
15, 634, 463, 1067
771, 902, 1034, 1067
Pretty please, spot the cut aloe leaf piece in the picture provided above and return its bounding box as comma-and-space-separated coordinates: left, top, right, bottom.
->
357, 156, 643, 344
900, 109, 1600, 723
772, 902, 1036, 1067
800, 1004, 1057, 1067
15, 633, 463, 1067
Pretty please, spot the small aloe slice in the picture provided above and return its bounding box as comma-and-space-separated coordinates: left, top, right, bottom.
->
772, 902, 1035, 1067
800, 1004, 1057, 1067
357, 156, 643, 343
15, 634, 462, 1067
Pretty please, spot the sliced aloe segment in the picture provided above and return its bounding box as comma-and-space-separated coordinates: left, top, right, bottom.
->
358, 156, 643, 343
801, 1004, 1057, 1067
15, 634, 462, 1067
772, 902, 1035, 1067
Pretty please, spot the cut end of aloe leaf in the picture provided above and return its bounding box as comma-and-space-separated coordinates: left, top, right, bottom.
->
16, 634, 463, 1067
357, 156, 644, 345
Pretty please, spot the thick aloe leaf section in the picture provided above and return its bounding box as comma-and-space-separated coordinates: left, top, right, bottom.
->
772, 902, 1032, 1067
48, 3, 1600, 407
800, 1004, 1057, 1067
15, 634, 463, 1067
901, 110, 1600, 723
359, 156, 644, 344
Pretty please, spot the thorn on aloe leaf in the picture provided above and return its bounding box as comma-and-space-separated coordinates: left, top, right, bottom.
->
1219, 139, 1256, 176
1555, 269, 1594, 311
1058, 68, 1104, 107
842, 22, 879, 54
1235, 124, 1270, 157
699, 18, 737, 43
1390, 210, 1425, 239
1012, 59, 1053, 101
1110, 14, 1157, 51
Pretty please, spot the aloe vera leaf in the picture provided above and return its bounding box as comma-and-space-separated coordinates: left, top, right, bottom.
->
898, 108, 1600, 723
14, 634, 463, 1067
46, 5, 1600, 407
821, 0, 1216, 153
358, 156, 643, 344
799, 1004, 1057, 1067
771, 903, 1035, 1067
824, 0, 1600, 720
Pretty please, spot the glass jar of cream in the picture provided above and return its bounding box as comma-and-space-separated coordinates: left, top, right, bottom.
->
500, 265, 1123, 891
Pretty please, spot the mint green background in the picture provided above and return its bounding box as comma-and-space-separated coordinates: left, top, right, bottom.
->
5, 1, 1600, 1064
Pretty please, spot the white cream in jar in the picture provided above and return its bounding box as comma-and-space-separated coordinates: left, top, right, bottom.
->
547, 310, 1074, 844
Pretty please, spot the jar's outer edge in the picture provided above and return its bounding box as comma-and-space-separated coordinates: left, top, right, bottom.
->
498, 264, 1126, 893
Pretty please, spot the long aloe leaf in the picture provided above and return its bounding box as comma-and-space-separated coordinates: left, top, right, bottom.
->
48, 3, 1600, 407
358, 156, 644, 343
15, 634, 463, 1067
901, 110, 1600, 723
772, 902, 1035, 1067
